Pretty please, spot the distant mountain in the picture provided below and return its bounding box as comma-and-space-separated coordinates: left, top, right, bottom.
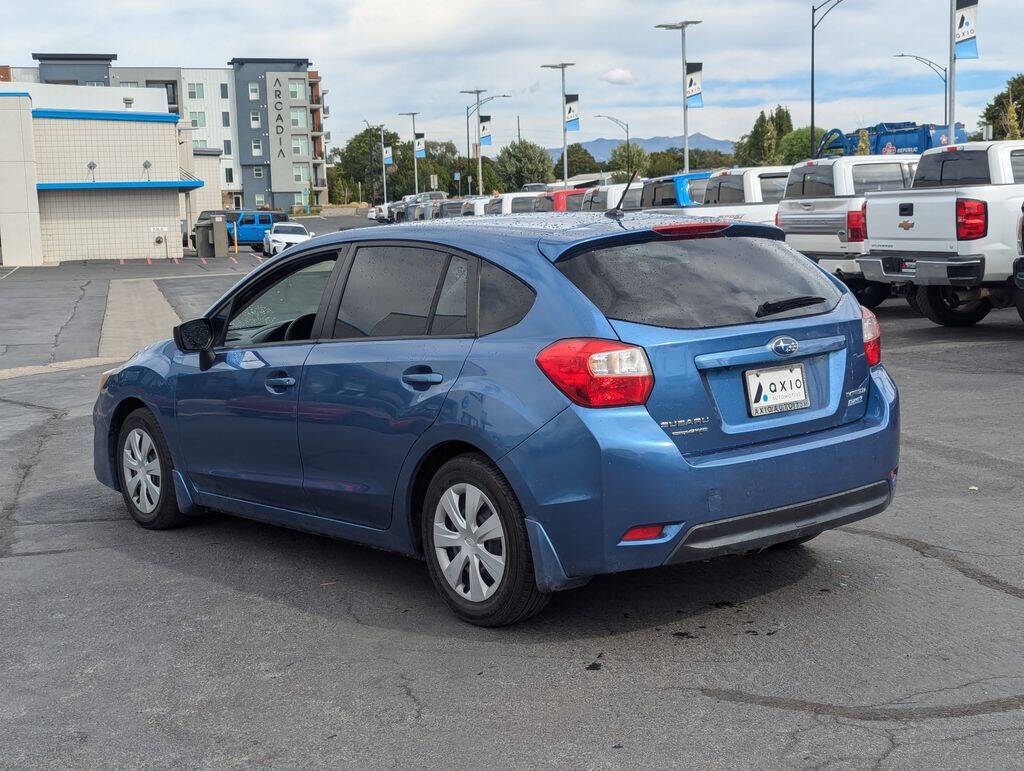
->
548, 133, 735, 162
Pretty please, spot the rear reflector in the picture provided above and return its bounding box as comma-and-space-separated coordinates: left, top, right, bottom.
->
652, 222, 729, 238
846, 202, 867, 242
622, 525, 665, 542
861, 306, 881, 367
956, 198, 987, 241
536, 338, 654, 408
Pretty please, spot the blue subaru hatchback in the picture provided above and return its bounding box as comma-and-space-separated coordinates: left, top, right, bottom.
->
94, 213, 899, 626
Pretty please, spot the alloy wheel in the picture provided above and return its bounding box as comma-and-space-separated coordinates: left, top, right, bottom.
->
122, 428, 161, 515
432, 483, 506, 602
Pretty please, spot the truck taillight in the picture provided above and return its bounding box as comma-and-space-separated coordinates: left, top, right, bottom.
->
847, 203, 867, 242
774, 210, 780, 228
956, 198, 987, 241
861, 306, 881, 367
536, 339, 654, 408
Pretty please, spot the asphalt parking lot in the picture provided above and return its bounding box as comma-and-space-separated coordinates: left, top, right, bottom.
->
2, 261, 1024, 767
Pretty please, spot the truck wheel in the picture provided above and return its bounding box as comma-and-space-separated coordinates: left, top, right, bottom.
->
906, 293, 921, 314
853, 282, 888, 310
915, 286, 992, 327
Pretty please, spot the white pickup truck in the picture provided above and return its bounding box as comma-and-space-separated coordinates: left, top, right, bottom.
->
777, 155, 919, 309
859, 141, 1024, 326
658, 166, 791, 224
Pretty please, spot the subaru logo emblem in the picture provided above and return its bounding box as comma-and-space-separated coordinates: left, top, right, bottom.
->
770, 336, 799, 356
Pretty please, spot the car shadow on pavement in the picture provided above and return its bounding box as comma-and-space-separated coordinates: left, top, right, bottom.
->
88, 507, 821, 641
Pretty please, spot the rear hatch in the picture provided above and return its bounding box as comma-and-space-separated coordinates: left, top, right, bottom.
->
555, 231, 871, 456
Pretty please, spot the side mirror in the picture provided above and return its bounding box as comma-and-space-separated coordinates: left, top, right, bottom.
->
173, 317, 213, 353
309, 231, 316, 237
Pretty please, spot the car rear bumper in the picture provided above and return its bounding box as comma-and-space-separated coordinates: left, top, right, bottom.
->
859, 253, 985, 286
501, 367, 899, 591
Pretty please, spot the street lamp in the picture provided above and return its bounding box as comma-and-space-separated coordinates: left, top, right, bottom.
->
460, 90, 510, 196
894, 53, 948, 126
656, 20, 701, 173
541, 63, 575, 188
364, 119, 388, 207
810, 0, 852, 159
595, 114, 631, 176
398, 111, 420, 193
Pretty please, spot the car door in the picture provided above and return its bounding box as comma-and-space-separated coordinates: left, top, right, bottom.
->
297, 243, 476, 529
174, 251, 342, 511
256, 213, 272, 244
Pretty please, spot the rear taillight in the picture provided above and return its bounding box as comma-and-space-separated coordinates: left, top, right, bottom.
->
956, 198, 987, 240
536, 338, 654, 408
774, 210, 781, 227
622, 525, 665, 542
861, 306, 881, 367
847, 203, 867, 242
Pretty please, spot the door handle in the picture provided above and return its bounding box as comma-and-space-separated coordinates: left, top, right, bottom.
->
265, 376, 296, 388
402, 372, 443, 385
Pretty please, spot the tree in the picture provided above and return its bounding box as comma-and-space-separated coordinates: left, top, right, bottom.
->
777, 126, 825, 165
552, 143, 600, 178
1003, 98, 1022, 140
607, 142, 649, 177
979, 74, 1024, 139
493, 140, 554, 191
742, 111, 779, 165
856, 129, 870, 155
770, 105, 794, 141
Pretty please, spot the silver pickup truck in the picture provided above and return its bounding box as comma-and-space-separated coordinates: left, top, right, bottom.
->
777, 155, 919, 309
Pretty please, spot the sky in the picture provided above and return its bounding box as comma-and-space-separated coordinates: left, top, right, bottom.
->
3, 0, 1020, 156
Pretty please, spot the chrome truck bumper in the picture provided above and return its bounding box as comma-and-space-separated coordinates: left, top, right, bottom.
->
858, 253, 985, 287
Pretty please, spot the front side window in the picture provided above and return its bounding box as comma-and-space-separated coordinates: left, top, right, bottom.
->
224, 257, 336, 347
187, 82, 203, 100
852, 162, 910, 194
248, 82, 259, 100
290, 108, 307, 128
556, 237, 842, 330
334, 246, 450, 338
251, 138, 263, 156
913, 150, 991, 188
239, 214, 256, 226
189, 111, 206, 128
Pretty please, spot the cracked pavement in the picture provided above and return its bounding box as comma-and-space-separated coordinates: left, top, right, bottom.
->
1, 264, 1023, 767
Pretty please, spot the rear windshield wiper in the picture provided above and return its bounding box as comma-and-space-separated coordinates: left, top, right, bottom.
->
755, 295, 827, 318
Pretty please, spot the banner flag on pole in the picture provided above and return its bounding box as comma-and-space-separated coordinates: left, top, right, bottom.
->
383, 146, 393, 165
564, 94, 580, 131
414, 133, 426, 159
686, 62, 704, 108
479, 115, 492, 146
955, 0, 979, 59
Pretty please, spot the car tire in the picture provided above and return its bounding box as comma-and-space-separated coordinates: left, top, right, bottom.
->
915, 286, 992, 327
853, 282, 888, 310
422, 453, 550, 627
906, 293, 922, 314
1015, 287, 1024, 324
116, 408, 188, 530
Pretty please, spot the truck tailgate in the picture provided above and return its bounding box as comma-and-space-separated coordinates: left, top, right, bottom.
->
866, 189, 957, 253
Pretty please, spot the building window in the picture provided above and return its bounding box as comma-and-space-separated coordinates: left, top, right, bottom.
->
249, 110, 261, 129
190, 111, 206, 128
120, 81, 138, 88
221, 111, 230, 127
187, 82, 204, 100
192, 139, 208, 148
289, 79, 304, 100
291, 137, 308, 156
293, 163, 309, 183
253, 166, 264, 179
248, 82, 259, 100
254, 193, 266, 208
251, 138, 263, 156
294, 192, 305, 206
290, 108, 307, 128
85, 80, 105, 87
223, 139, 232, 156
225, 168, 234, 184
220, 82, 229, 99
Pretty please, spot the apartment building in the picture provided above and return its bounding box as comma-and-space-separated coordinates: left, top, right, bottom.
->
6, 52, 329, 209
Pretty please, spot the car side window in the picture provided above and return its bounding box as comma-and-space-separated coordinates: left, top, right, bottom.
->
718, 176, 745, 204
485, 199, 502, 215
1010, 151, 1024, 184
511, 197, 535, 213
223, 256, 337, 348
703, 178, 721, 204
430, 256, 469, 335
334, 246, 448, 338
239, 214, 255, 226
478, 261, 535, 335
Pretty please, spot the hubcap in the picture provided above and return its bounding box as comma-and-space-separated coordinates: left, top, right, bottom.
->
122, 428, 161, 515
432, 483, 506, 602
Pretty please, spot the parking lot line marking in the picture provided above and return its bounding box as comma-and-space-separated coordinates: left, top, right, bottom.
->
0, 356, 125, 381
200, 257, 207, 266
0, 266, 20, 282
229, 255, 238, 265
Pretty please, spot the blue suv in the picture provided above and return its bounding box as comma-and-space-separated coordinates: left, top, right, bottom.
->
93, 213, 899, 626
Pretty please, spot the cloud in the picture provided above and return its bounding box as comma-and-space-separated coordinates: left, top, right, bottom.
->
600, 68, 636, 86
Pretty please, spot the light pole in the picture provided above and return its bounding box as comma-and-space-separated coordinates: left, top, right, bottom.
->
894, 53, 948, 126
398, 111, 419, 193
595, 114, 631, 176
462, 91, 511, 195
362, 119, 387, 206
656, 21, 700, 173
810, 0, 851, 159
541, 63, 575, 188
947, 0, 956, 142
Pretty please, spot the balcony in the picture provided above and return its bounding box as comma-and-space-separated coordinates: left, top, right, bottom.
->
308, 70, 320, 83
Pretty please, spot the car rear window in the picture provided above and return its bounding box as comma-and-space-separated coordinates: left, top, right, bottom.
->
785, 166, 835, 198
687, 178, 708, 203
913, 150, 991, 187
641, 181, 678, 208
484, 198, 502, 215
565, 193, 584, 211
758, 174, 788, 203
535, 195, 554, 212
852, 162, 909, 194
556, 237, 843, 330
